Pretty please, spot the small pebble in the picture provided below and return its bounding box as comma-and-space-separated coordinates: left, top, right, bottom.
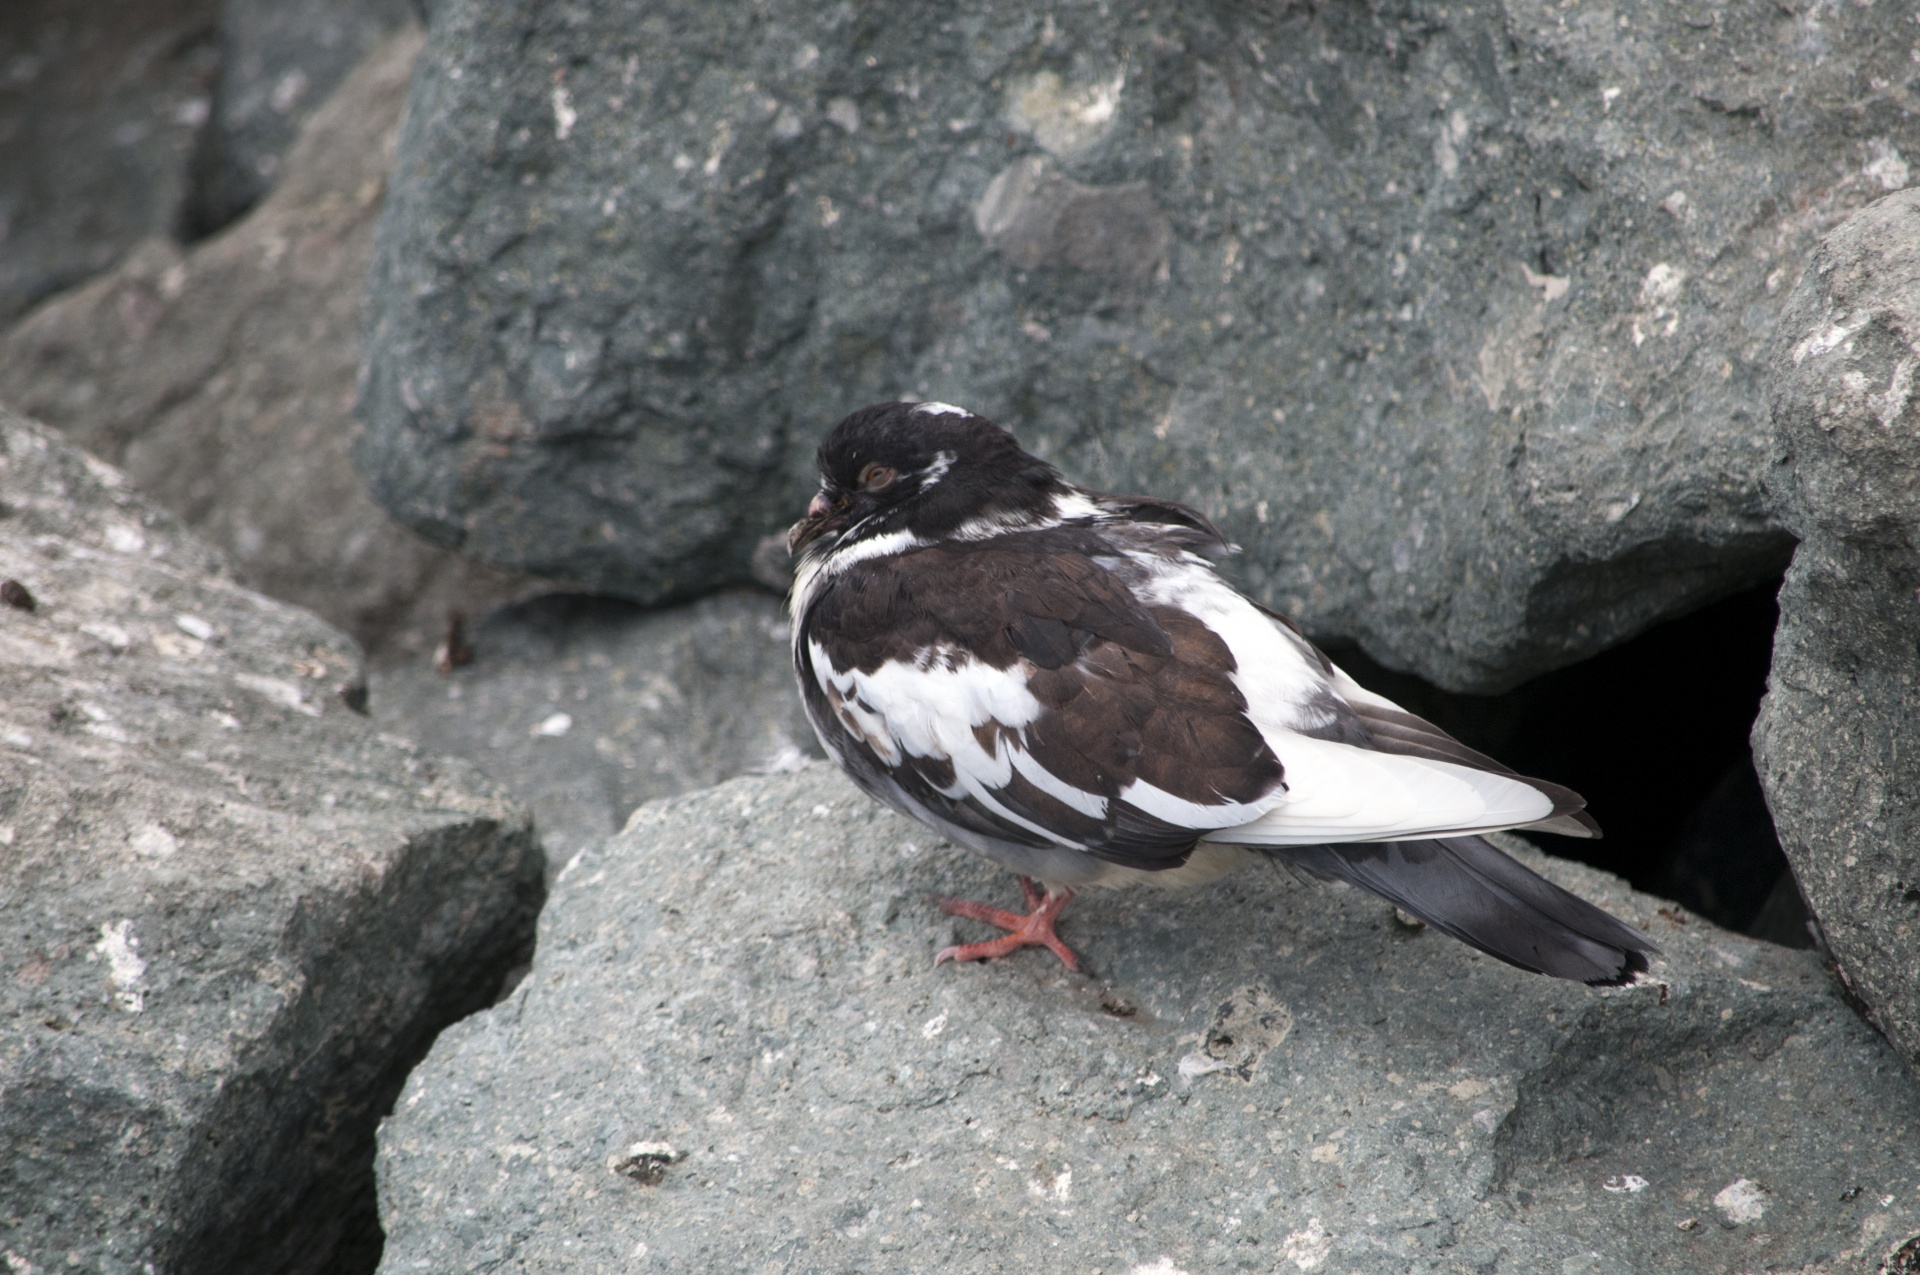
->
609, 1141, 680, 1185
1, 579, 34, 612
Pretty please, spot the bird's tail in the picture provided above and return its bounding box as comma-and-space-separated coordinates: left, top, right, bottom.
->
1268, 835, 1657, 986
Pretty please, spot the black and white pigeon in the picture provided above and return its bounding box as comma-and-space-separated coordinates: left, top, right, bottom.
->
786, 401, 1657, 985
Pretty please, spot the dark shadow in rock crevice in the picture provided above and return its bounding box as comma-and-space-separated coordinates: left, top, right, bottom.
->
1327, 578, 1810, 947
164, 819, 545, 1275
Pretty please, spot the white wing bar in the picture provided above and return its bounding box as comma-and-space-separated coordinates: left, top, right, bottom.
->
1203, 735, 1556, 846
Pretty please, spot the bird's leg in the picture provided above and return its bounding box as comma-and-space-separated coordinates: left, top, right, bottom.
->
932, 877, 1080, 972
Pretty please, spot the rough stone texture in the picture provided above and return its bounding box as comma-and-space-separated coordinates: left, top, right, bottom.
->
180, 0, 419, 238
368, 588, 818, 866
377, 766, 1920, 1275
0, 26, 533, 661
0, 409, 545, 1274
358, 0, 1920, 691
0, 0, 220, 325
1754, 189, 1920, 1074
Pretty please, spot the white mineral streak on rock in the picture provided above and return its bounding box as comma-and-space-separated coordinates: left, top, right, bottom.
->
824, 97, 860, 133
104, 523, 146, 554
130, 824, 178, 859
1633, 263, 1687, 345
1864, 139, 1910, 192
1522, 261, 1570, 302
1130, 1260, 1189, 1275
752, 742, 811, 774
236, 672, 319, 716
1792, 319, 1862, 364
1640, 263, 1686, 308
95, 919, 148, 1012
80, 622, 132, 651
1433, 110, 1469, 181
1284, 1217, 1333, 1270
1026, 1166, 1071, 1203
1714, 1177, 1769, 1223
1006, 69, 1124, 157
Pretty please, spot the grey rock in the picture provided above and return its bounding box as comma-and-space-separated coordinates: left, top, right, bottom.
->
975, 156, 1171, 284
359, 0, 1919, 691
368, 589, 818, 868
0, 409, 544, 1274
180, 0, 418, 238
0, 0, 219, 325
0, 27, 535, 662
1754, 189, 1920, 1073
376, 766, 1920, 1275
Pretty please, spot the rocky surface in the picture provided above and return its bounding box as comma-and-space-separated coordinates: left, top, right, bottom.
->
358, 0, 1918, 690
369, 588, 818, 867
0, 0, 220, 325
377, 766, 1920, 1275
1754, 189, 1920, 1074
0, 26, 533, 661
0, 409, 544, 1275
181, 0, 418, 238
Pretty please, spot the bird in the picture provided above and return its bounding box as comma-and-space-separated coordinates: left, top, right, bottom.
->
785, 400, 1657, 985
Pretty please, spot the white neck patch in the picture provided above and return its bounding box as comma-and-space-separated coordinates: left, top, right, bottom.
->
789, 527, 927, 636
911, 401, 971, 418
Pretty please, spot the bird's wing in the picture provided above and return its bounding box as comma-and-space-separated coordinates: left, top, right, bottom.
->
796, 528, 1298, 869
1197, 604, 1600, 845
1322, 663, 1601, 838
1201, 737, 1563, 845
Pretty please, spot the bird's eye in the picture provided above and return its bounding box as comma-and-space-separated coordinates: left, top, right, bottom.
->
858, 462, 897, 492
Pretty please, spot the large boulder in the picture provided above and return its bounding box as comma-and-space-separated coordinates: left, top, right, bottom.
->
0, 409, 544, 1274
0, 26, 533, 662
369, 589, 818, 865
375, 766, 1920, 1274
0, 0, 219, 325
1754, 190, 1920, 1074
358, 0, 1917, 690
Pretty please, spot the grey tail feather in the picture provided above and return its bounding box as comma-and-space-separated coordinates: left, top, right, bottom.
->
1268, 835, 1658, 986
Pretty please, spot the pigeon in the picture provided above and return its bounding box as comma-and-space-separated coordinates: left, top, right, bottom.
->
786, 401, 1657, 985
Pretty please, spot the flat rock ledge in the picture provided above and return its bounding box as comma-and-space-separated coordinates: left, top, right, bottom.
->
0, 411, 544, 1275
377, 767, 1920, 1275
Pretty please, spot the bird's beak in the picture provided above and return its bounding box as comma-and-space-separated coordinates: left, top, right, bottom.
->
786, 491, 839, 555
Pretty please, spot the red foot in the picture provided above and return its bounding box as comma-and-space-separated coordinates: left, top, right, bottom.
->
932, 877, 1081, 972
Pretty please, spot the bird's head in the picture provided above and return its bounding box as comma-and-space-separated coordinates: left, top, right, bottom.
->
786, 401, 1066, 557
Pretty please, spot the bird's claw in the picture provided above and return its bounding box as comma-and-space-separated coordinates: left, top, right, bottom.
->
931, 877, 1080, 972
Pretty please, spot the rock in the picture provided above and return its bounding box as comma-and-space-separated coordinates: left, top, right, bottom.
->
1753, 189, 1920, 1073
179, 0, 418, 238
0, 26, 534, 661
368, 589, 818, 867
0, 409, 545, 1274
358, 0, 1919, 690
375, 766, 1920, 1275
0, 0, 219, 324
